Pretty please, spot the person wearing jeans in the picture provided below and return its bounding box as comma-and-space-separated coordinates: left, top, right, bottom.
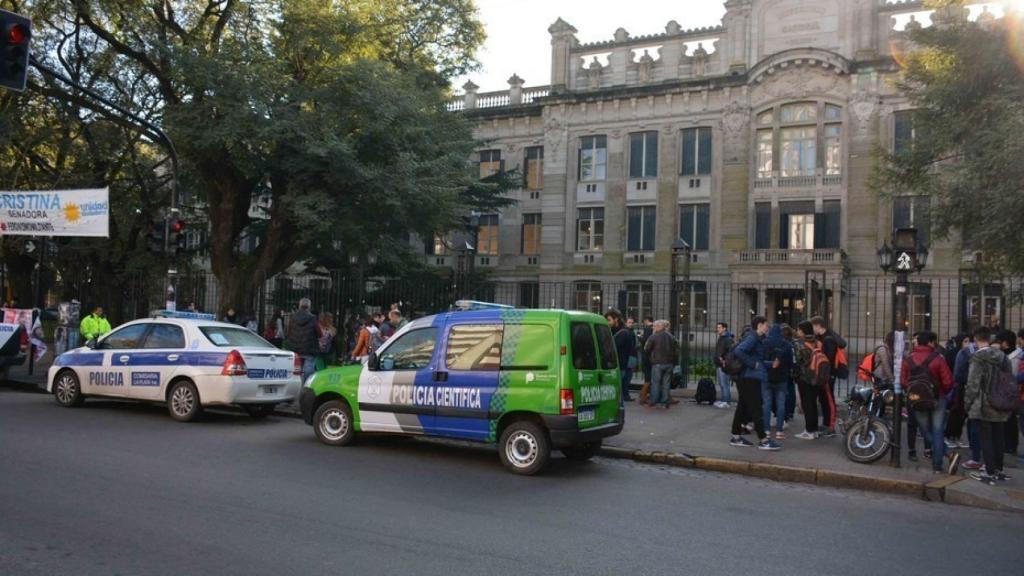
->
644, 320, 677, 409
762, 324, 792, 439
713, 323, 734, 407
964, 327, 1014, 484
900, 331, 955, 473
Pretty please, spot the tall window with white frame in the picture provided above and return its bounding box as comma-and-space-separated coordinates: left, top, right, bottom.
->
681, 127, 712, 176
577, 208, 604, 252
626, 206, 656, 252
756, 102, 844, 181
476, 214, 499, 256
521, 213, 542, 255
578, 136, 607, 181
629, 131, 658, 179
678, 203, 710, 251
479, 149, 502, 179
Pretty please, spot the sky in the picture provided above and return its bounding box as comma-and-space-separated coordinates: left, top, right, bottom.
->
454, 0, 728, 93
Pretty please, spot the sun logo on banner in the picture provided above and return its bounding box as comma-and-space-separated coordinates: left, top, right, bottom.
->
64, 203, 81, 222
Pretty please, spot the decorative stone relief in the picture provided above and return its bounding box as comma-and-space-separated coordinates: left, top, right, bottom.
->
637, 50, 655, 84
585, 57, 604, 90
692, 43, 709, 77
751, 67, 841, 104
721, 101, 750, 152
543, 114, 567, 167
849, 91, 877, 136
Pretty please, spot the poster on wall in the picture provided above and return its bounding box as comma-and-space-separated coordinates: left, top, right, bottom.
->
0, 188, 110, 237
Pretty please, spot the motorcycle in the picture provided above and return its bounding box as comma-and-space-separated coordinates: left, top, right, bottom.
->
841, 377, 896, 464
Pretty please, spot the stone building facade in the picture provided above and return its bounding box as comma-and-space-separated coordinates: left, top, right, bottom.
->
429, 0, 1015, 341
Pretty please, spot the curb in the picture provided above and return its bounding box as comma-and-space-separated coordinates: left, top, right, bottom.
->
600, 445, 928, 499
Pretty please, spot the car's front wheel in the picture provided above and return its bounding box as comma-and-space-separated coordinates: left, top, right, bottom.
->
167, 380, 202, 422
313, 400, 355, 446
53, 370, 84, 407
499, 421, 551, 475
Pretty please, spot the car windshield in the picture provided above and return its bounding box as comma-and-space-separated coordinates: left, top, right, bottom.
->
199, 326, 274, 348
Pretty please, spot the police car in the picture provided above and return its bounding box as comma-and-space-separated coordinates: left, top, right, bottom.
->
47, 311, 302, 421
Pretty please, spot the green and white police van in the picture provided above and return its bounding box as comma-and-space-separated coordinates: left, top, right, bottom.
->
299, 304, 624, 475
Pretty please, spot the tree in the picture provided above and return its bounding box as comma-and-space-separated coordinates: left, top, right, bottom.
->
22, 0, 502, 317
873, 1, 1024, 276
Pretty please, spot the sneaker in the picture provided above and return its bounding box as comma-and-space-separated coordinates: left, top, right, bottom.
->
944, 438, 957, 450
795, 431, 817, 440
962, 459, 982, 470
958, 440, 971, 448
821, 429, 837, 439
995, 472, 1012, 481
759, 439, 782, 451
970, 471, 996, 486
730, 437, 754, 447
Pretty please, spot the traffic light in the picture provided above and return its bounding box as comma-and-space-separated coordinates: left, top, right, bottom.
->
146, 219, 166, 253
0, 9, 31, 92
168, 218, 186, 257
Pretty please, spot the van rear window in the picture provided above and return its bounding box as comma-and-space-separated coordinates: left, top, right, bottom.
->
595, 324, 618, 370
570, 322, 597, 370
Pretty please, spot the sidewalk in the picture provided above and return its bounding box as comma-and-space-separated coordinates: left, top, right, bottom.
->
604, 387, 1024, 514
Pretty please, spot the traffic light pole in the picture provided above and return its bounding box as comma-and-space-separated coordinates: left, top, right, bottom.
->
30, 56, 182, 309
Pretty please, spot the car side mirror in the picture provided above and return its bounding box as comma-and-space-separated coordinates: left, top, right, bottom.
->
367, 351, 379, 371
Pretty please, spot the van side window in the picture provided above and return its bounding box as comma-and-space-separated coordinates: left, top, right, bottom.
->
446, 324, 503, 371
570, 322, 597, 370
595, 323, 619, 370
501, 324, 554, 370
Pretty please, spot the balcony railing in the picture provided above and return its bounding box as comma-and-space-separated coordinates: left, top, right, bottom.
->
734, 249, 844, 265
753, 170, 843, 190
447, 85, 551, 112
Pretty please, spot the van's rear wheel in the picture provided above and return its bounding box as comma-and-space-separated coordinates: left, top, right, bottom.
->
562, 440, 602, 462
314, 400, 355, 446
499, 421, 550, 475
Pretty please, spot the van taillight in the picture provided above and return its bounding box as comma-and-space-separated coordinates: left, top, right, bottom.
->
221, 350, 247, 376
293, 355, 303, 375
560, 389, 575, 415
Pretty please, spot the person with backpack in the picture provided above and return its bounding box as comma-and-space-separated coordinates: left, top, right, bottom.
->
955, 335, 985, 470
964, 327, 1016, 485
793, 321, 829, 440
605, 310, 637, 403
763, 324, 792, 439
811, 316, 847, 437
315, 312, 338, 370
286, 298, 321, 383
899, 331, 954, 473
729, 316, 779, 450
713, 322, 735, 408
995, 329, 1021, 458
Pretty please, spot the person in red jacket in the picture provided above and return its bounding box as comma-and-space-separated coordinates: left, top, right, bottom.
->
900, 331, 955, 473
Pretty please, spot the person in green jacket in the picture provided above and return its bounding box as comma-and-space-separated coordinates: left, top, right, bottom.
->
80, 306, 112, 343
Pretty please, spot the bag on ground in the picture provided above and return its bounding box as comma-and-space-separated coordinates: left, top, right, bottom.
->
694, 378, 716, 405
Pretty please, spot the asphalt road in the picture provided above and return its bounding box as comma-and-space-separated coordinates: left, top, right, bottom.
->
1, 387, 1021, 576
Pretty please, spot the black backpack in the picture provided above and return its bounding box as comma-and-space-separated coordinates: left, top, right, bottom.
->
695, 378, 716, 405
722, 341, 746, 379
905, 352, 940, 410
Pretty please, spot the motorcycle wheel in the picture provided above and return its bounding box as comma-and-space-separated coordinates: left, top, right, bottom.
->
844, 418, 891, 464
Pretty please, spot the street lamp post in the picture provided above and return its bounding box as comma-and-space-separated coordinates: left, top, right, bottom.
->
671, 239, 692, 386
878, 227, 926, 468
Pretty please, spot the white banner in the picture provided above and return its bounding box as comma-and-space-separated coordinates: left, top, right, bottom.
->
0, 188, 110, 237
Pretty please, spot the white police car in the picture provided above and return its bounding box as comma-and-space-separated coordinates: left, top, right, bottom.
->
47, 312, 302, 421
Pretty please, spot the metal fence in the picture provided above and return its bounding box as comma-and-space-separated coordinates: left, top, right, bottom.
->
24, 266, 1024, 394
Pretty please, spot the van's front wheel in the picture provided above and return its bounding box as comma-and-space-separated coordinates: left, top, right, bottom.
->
499, 421, 550, 475
562, 440, 602, 462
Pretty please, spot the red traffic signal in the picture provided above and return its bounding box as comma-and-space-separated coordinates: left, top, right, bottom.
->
171, 219, 185, 233
6, 22, 26, 45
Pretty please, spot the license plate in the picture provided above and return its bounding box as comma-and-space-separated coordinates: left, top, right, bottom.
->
577, 407, 596, 424
260, 386, 280, 395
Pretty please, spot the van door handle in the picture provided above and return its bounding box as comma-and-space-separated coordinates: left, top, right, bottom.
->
119, 355, 130, 364
433, 371, 448, 382
167, 354, 179, 362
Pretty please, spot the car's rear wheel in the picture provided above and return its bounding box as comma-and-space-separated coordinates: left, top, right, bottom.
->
53, 370, 84, 407
167, 380, 202, 422
243, 404, 276, 419
499, 421, 550, 475
314, 400, 355, 446
561, 440, 602, 462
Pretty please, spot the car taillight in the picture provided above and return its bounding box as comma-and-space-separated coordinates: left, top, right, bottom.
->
293, 355, 302, 375
221, 350, 247, 376
560, 389, 575, 415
